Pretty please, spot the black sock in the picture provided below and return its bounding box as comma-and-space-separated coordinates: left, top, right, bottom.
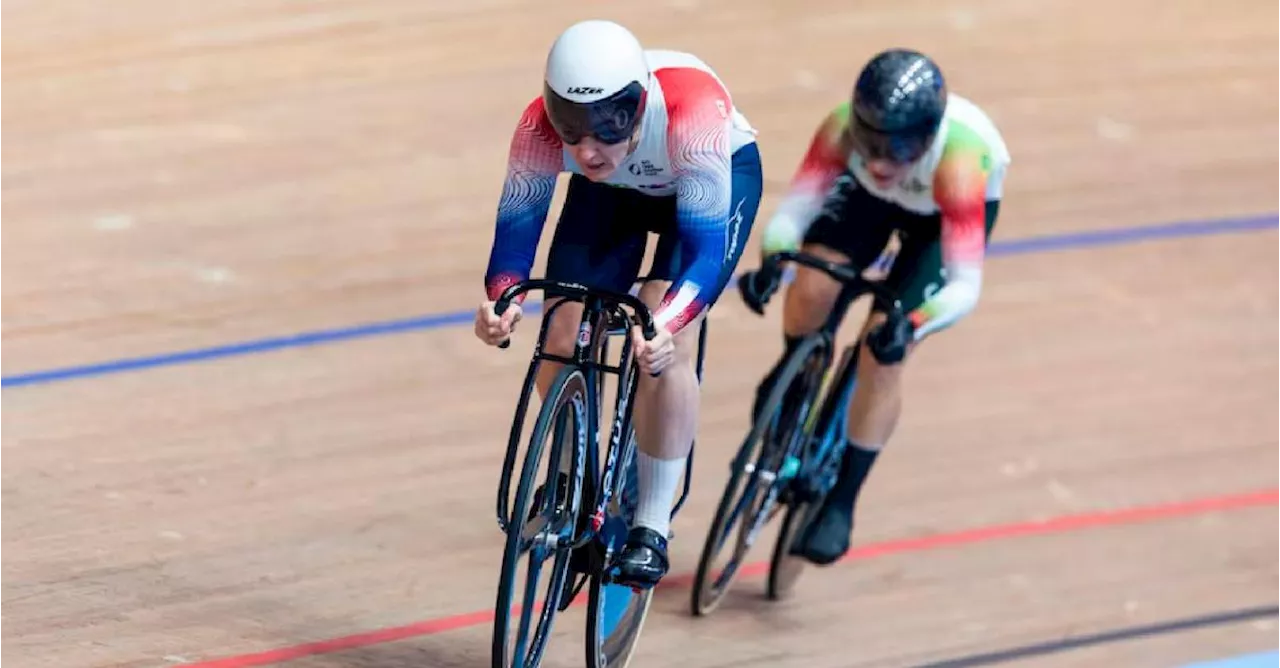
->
825, 442, 879, 517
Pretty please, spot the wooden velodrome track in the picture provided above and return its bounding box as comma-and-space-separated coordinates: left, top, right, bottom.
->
3, 0, 1278, 666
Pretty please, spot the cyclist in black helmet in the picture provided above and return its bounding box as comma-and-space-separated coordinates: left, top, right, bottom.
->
739, 48, 1012, 564
848, 49, 949, 184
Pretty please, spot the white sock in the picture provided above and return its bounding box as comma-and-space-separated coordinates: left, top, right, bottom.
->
634, 452, 685, 538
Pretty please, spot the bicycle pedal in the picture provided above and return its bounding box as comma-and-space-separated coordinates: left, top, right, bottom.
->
603, 570, 654, 593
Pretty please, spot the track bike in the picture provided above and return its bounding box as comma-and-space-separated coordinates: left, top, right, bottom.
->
689, 250, 905, 615
490, 277, 706, 668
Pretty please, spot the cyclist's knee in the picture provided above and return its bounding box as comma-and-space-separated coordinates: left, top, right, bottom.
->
855, 312, 912, 387
635, 279, 672, 323
672, 316, 702, 362
636, 279, 669, 303
782, 244, 848, 335
634, 279, 700, 368
637, 325, 701, 393
543, 298, 583, 358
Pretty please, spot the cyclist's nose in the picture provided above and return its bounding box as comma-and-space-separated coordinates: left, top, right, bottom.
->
571, 142, 601, 164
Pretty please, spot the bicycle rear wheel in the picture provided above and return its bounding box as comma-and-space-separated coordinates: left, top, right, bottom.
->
689, 334, 831, 616
492, 366, 589, 668
767, 499, 819, 600
583, 428, 653, 668
767, 441, 849, 600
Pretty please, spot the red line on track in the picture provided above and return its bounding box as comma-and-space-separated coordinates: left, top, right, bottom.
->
183, 488, 1278, 668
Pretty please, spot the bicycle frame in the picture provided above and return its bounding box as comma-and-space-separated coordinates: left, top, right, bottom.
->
763, 251, 905, 472
492, 280, 703, 547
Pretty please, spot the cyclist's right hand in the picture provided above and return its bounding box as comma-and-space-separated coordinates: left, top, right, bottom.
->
738, 266, 782, 315
475, 300, 522, 346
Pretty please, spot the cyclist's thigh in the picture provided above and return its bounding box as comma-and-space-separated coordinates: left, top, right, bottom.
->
545, 175, 650, 294
632, 193, 696, 347
786, 175, 898, 328
802, 172, 898, 272
543, 176, 650, 349
882, 199, 1001, 316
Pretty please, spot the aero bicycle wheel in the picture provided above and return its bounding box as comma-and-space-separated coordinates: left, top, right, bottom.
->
766, 499, 819, 600
689, 335, 831, 616
584, 427, 653, 668
766, 440, 849, 601
492, 366, 590, 668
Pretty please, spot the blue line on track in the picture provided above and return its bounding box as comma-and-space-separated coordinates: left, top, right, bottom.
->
3, 213, 1275, 389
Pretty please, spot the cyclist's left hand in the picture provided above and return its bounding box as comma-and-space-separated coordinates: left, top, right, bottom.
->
632, 326, 675, 376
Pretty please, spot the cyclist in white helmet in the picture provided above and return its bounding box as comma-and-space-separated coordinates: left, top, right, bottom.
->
474, 19, 763, 589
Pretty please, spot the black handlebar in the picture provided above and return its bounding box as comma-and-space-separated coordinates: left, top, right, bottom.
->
761, 250, 903, 315
492, 279, 659, 350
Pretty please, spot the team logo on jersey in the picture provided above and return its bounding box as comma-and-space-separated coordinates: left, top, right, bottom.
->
627, 159, 665, 177
724, 198, 746, 261
714, 99, 728, 119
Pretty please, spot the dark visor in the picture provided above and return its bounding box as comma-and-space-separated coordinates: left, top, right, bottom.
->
543, 80, 646, 145
848, 114, 937, 165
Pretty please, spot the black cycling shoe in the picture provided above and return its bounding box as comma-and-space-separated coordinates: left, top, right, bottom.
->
610, 526, 669, 589
791, 502, 854, 566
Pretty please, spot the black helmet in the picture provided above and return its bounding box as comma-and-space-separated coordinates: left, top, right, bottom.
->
848, 48, 948, 165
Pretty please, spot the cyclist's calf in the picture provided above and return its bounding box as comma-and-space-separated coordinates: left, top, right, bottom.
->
843, 311, 912, 450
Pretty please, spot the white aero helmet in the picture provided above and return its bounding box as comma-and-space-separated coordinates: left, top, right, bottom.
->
542, 20, 650, 145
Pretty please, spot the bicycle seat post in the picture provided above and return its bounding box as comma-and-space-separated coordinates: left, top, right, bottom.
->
573, 295, 598, 368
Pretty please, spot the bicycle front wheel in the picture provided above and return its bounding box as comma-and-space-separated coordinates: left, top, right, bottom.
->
492, 366, 590, 668
689, 334, 831, 616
